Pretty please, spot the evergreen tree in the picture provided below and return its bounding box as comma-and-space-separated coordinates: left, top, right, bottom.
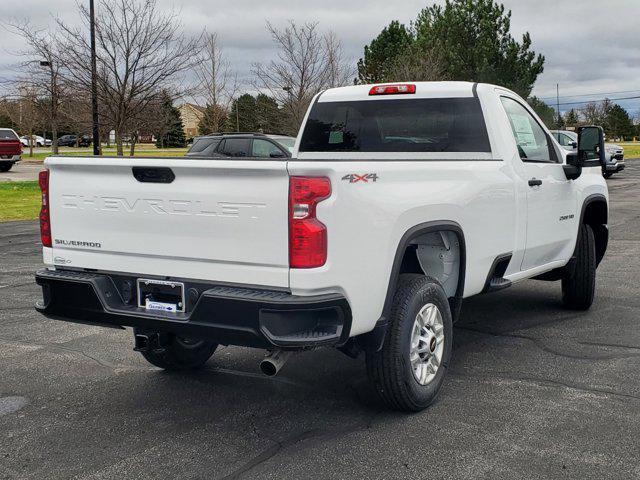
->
255, 94, 284, 133
357, 0, 545, 97
606, 104, 634, 140
155, 93, 186, 148
198, 103, 227, 135
527, 96, 557, 129
357, 21, 414, 84
225, 94, 258, 132
0, 111, 17, 130
414, 0, 544, 97
564, 109, 579, 128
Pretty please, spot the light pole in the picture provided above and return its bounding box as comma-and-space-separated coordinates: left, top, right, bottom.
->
283, 85, 292, 133
39, 60, 58, 154
90, 0, 100, 155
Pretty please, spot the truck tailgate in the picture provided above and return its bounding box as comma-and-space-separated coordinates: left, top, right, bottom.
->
45, 157, 290, 288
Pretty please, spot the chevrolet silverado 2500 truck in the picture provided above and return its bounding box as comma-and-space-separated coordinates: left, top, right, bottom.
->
35, 82, 609, 412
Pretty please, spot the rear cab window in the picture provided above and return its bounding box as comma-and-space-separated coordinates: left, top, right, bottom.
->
0, 129, 18, 141
299, 97, 491, 154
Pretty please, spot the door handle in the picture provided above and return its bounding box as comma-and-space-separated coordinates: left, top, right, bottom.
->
528, 178, 542, 187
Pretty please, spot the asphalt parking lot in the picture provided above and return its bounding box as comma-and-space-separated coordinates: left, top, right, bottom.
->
0, 163, 42, 183
1, 163, 639, 480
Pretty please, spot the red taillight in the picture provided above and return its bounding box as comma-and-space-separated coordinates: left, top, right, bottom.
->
369, 84, 416, 96
289, 176, 331, 268
38, 170, 52, 247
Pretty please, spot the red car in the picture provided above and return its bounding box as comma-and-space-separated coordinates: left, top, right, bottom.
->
0, 128, 22, 172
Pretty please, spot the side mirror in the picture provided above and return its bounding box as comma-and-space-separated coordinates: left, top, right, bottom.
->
563, 126, 606, 180
269, 151, 287, 158
577, 125, 606, 168
570, 141, 577, 149
564, 152, 582, 180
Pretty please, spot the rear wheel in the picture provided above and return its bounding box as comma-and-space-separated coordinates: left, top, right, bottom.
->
137, 332, 217, 371
603, 172, 613, 179
562, 224, 596, 310
366, 275, 453, 412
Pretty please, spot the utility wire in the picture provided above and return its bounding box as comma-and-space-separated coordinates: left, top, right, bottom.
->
557, 95, 640, 107
539, 89, 640, 101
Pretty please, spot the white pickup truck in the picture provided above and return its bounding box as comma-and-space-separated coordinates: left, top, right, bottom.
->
35, 82, 609, 411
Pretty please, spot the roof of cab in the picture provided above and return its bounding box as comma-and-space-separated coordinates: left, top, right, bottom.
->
317, 81, 479, 102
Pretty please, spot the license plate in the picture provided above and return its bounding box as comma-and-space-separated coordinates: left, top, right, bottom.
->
137, 279, 185, 313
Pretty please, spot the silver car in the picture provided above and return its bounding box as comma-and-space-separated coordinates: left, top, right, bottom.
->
551, 129, 625, 178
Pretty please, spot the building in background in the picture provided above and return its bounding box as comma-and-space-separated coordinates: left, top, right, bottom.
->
178, 104, 206, 139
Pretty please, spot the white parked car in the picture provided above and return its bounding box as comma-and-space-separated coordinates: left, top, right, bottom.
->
552, 129, 624, 178
20, 135, 52, 147
35, 82, 609, 411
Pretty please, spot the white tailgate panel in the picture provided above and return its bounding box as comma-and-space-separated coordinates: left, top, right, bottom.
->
46, 157, 289, 288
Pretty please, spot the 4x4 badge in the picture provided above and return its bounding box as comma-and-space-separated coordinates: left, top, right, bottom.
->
342, 173, 379, 183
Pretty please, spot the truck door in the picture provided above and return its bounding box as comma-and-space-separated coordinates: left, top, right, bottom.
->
500, 96, 577, 271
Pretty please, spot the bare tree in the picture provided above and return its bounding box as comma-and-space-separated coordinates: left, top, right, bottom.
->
581, 99, 613, 128
193, 32, 237, 133
384, 46, 447, 83
252, 21, 352, 135
3, 22, 64, 153
57, 0, 201, 155
323, 31, 354, 88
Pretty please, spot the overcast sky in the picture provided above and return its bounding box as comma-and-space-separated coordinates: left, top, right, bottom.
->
1, 0, 639, 116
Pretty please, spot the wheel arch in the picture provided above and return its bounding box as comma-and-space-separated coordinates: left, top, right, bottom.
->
355, 221, 466, 353
580, 194, 608, 266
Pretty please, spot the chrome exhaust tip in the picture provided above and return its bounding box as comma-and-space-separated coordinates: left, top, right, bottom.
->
260, 350, 293, 377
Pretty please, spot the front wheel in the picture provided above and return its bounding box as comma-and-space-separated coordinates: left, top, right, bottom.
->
562, 224, 596, 310
603, 172, 613, 179
137, 332, 217, 371
0, 163, 12, 172
366, 275, 453, 412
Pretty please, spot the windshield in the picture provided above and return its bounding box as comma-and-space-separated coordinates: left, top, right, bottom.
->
0, 129, 18, 141
299, 98, 490, 153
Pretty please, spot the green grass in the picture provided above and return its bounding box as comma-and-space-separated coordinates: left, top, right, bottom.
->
618, 143, 640, 160
0, 181, 41, 222
21, 144, 188, 162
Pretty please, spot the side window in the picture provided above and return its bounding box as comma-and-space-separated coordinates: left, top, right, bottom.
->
200, 140, 220, 156
218, 138, 251, 157
500, 97, 556, 163
252, 139, 283, 158
189, 138, 214, 154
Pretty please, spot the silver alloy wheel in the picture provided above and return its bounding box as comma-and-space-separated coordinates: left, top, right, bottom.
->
409, 303, 445, 385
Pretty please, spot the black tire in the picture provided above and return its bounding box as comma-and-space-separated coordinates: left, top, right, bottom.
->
562, 224, 596, 310
137, 332, 217, 371
603, 172, 613, 179
0, 163, 12, 172
366, 274, 453, 412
